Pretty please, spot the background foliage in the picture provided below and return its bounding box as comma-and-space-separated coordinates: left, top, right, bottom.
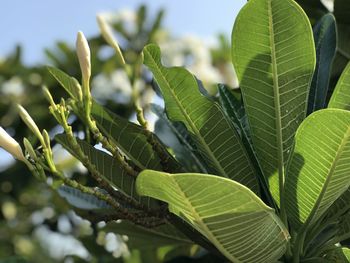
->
1, 1, 350, 262
0, 5, 235, 262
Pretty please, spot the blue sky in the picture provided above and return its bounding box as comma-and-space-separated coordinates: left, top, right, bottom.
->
0, 1, 246, 167
0, 0, 246, 65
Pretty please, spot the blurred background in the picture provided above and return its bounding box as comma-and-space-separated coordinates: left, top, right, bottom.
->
0, 1, 245, 262
0, 0, 344, 262
0, 0, 246, 65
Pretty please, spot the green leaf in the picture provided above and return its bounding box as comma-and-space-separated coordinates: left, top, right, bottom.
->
47, 66, 81, 100
285, 109, 350, 231
56, 134, 130, 194
323, 188, 350, 224
91, 103, 182, 173
335, 210, 350, 243
152, 104, 208, 173
143, 44, 259, 194
136, 171, 289, 263
231, 0, 316, 205
218, 85, 249, 142
103, 220, 191, 250
329, 62, 350, 110
308, 14, 337, 114
55, 134, 149, 205
57, 185, 111, 210
218, 85, 275, 207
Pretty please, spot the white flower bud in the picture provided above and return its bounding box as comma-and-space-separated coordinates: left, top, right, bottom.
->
0, 127, 25, 162
76, 31, 91, 86
18, 105, 45, 146
42, 85, 56, 108
97, 15, 125, 65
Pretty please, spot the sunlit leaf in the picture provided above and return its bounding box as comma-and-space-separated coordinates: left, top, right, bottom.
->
285, 109, 350, 231
143, 44, 259, 194
91, 103, 182, 173
329, 62, 350, 110
137, 171, 289, 263
232, 0, 316, 205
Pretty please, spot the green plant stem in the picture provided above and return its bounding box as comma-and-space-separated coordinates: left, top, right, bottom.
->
48, 168, 165, 227
144, 129, 180, 172
82, 79, 92, 121
293, 229, 307, 263
61, 118, 144, 209
78, 210, 165, 226
85, 114, 139, 177
134, 97, 149, 129
61, 104, 169, 219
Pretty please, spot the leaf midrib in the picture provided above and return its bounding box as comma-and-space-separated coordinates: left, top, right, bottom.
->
168, 175, 241, 263
268, 0, 285, 200
304, 125, 350, 229
145, 49, 228, 178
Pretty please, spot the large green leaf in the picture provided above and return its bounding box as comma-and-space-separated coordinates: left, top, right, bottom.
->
308, 14, 337, 114
329, 62, 350, 110
91, 103, 182, 173
143, 44, 259, 194
231, 0, 316, 204
285, 109, 350, 231
136, 171, 289, 263
218, 85, 276, 207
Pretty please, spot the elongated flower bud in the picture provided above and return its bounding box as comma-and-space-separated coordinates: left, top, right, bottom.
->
18, 105, 45, 146
23, 138, 37, 161
42, 85, 56, 108
97, 15, 125, 65
0, 127, 25, 162
76, 31, 91, 87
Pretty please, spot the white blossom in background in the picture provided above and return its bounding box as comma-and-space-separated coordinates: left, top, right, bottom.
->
91, 69, 132, 103
321, 0, 334, 11
52, 144, 87, 177
159, 34, 238, 88
2, 76, 24, 96
34, 226, 90, 260
98, 9, 137, 34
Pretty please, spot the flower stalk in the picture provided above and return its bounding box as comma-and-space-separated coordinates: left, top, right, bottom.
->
18, 105, 45, 147
97, 15, 125, 66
